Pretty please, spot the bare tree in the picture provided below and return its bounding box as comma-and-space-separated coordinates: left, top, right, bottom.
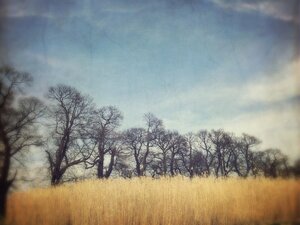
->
45, 85, 94, 185
122, 113, 162, 177
85, 106, 123, 179
152, 128, 187, 177
180, 135, 196, 177
220, 132, 236, 176
209, 130, 225, 177
255, 148, 289, 178
196, 130, 214, 176
143, 113, 163, 175
290, 158, 300, 177
122, 128, 146, 176
154, 128, 173, 176
169, 132, 186, 176
232, 134, 261, 177
0, 66, 44, 216
209, 130, 236, 177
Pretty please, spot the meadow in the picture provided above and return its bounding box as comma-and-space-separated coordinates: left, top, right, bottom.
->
5, 177, 300, 225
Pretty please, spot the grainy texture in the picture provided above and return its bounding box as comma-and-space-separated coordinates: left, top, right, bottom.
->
6, 177, 300, 225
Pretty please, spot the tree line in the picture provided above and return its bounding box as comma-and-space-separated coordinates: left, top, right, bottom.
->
1, 66, 300, 217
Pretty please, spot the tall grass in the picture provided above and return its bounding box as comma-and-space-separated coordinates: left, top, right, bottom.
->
6, 177, 300, 225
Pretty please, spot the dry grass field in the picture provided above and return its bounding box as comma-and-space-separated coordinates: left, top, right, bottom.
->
5, 177, 300, 225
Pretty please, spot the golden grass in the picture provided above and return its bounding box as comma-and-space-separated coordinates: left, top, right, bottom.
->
6, 177, 300, 225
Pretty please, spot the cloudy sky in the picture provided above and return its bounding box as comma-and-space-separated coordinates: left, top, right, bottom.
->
0, 0, 299, 159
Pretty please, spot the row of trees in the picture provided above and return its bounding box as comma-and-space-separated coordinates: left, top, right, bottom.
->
1, 67, 299, 217
44, 85, 292, 183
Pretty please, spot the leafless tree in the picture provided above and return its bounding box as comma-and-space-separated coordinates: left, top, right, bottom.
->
209, 130, 225, 177
122, 128, 146, 176
143, 113, 163, 175
208, 130, 236, 177
0, 66, 44, 216
85, 106, 123, 179
180, 132, 195, 177
154, 128, 174, 176
232, 134, 261, 177
169, 132, 186, 176
290, 158, 300, 177
254, 148, 289, 178
195, 130, 214, 176
220, 132, 237, 176
45, 85, 94, 185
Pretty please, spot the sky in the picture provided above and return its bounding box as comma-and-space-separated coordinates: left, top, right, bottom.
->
0, 0, 300, 160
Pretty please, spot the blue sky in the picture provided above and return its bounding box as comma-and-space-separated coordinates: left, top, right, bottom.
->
0, 0, 299, 159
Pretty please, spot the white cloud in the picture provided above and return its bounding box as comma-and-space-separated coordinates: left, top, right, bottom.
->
221, 104, 300, 160
158, 59, 300, 111
156, 60, 300, 160
212, 0, 300, 24
242, 59, 300, 104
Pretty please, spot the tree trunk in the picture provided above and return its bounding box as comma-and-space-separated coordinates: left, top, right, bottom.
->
189, 146, 193, 178
0, 123, 12, 217
105, 151, 115, 178
141, 142, 150, 175
97, 158, 104, 178
163, 152, 167, 175
51, 155, 63, 185
51, 171, 62, 185
97, 145, 105, 178
136, 162, 142, 176
0, 182, 9, 217
170, 153, 175, 176
51, 140, 67, 185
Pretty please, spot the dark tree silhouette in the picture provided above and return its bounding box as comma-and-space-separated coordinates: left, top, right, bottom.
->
85, 106, 123, 178
0, 66, 44, 217
290, 158, 300, 177
45, 85, 94, 185
154, 129, 175, 176
209, 130, 226, 177
255, 149, 289, 178
1, 74, 294, 195
196, 130, 214, 176
122, 128, 146, 176
121, 124, 292, 179
232, 134, 261, 177
143, 113, 163, 175
167, 132, 186, 176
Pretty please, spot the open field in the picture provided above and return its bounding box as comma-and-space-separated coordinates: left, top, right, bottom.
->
5, 177, 300, 225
